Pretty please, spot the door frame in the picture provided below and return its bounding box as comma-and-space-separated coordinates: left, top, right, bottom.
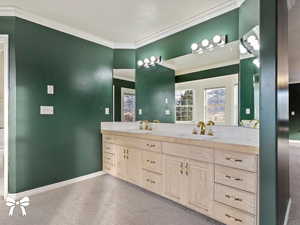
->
0, 35, 9, 199
121, 87, 135, 122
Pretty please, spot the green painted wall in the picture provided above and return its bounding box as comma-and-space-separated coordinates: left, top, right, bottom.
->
239, 58, 258, 120
239, 0, 260, 38
175, 64, 239, 83
136, 9, 239, 61
136, 65, 175, 122
113, 78, 135, 121
9, 18, 113, 193
113, 49, 136, 69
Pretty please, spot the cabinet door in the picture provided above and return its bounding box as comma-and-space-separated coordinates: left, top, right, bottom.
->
127, 148, 141, 185
163, 155, 186, 202
186, 160, 214, 214
116, 146, 127, 180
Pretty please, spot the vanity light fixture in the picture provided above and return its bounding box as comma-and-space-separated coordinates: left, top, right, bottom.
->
253, 58, 260, 68
137, 56, 162, 68
191, 35, 227, 54
241, 34, 260, 55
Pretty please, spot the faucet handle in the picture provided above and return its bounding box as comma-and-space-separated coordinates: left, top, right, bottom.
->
207, 121, 215, 126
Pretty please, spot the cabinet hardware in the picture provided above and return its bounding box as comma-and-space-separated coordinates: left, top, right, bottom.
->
151, 180, 156, 184
126, 149, 129, 154
225, 194, 243, 202
225, 175, 243, 181
106, 147, 111, 150
180, 162, 184, 175
146, 144, 156, 148
225, 214, 242, 223
150, 160, 156, 164
225, 157, 243, 163
105, 157, 111, 160
185, 162, 189, 176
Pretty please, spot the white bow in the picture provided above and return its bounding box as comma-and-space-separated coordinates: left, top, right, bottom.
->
6, 197, 30, 216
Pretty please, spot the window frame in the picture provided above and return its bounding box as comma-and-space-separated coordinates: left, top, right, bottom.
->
175, 89, 195, 123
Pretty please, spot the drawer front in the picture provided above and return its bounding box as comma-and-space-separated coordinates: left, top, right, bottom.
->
215, 150, 257, 172
142, 170, 163, 194
215, 165, 257, 193
214, 202, 256, 225
103, 143, 114, 154
214, 184, 256, 215
163, 142, 213, 163
142, 151, 162, 173
117, 137, 162, 153
103, 135, 115, 144
103, 152, 114, 165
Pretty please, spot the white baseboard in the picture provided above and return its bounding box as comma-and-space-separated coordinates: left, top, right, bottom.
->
7, 171, 106, 200
284, 198, 292, 225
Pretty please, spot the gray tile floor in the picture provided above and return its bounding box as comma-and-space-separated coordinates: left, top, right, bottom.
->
0, 144, 299, 225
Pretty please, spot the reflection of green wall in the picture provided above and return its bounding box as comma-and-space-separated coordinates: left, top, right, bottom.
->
175, 64, 239, 83
113, 49, 136, 69
239, 0, 259, 38
113, 79, 135, 121
136, 65, 175, 123
10, 18, 113, 193
136, 9, 239, 61
239, 57, 258, 120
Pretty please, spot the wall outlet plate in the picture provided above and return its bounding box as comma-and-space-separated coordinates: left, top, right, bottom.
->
47, 85, 54, 95
40, 106, 54, 115
165, 109, 170, 115
246, 108, 251, 115
105, 107, 110, 115
138, 109, 142, 115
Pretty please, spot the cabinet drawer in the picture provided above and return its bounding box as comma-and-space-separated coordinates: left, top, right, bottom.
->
215, 150, 257, 172
214, 202, 256, 225
163, 142, 213, 163
103, 152, 114, 165
103, 135, 115, 144
215, 184, 256, 215
117, 137, 162, 153
142, 170, 162, 195
103, 143, 114, 154
215, 165, 257, 193
142, 151, 162, 173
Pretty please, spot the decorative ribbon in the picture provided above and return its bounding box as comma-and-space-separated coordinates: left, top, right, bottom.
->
6, 197, 30, 216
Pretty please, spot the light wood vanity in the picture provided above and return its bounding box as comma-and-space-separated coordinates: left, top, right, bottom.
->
101, 130, 259, 225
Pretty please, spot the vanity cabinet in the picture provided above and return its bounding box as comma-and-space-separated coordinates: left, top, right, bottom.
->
102, 133, 259, 225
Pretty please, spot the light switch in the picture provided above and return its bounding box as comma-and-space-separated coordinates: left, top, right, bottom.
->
138, 109, 143, 115
40, 106, 54, 115
47, 85, 54, 95
165, 109, 170, 115
165, 98, 168, 104
245, 108, 251, 115
105, 108, 110, 115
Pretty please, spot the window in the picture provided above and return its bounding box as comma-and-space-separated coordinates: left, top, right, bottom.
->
176, 89, 193, 122
233, 84, 238, 125
121, 88, 135, 122
204, 87, 226, 123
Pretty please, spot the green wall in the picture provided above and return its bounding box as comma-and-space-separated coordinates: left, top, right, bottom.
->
113, 49, 136, 69
136, 65, 175, 122
239, 58, 258, 120
3, 17, 113, 193
239, 0, 260, 38
175, 64, 239, 83
113, 78, 135, 121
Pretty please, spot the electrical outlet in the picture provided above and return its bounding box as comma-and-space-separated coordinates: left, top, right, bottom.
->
105, 108, 110, 115
40, 106, 54, 115
138, 109, 142, 115
47, 85, 54, 95
165, 109, 170, 115
245, 108, 251, 115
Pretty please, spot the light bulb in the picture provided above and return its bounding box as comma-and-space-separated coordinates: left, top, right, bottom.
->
150, 56, 156, 62
252, 40, 260, 51
144, 58, 150, 64
191, 43, 199, 51
240, 44, 247, 54
247, 35, 256, 44
213, 35, 222, 44
201, 39, 209, 47
253, 58, 260, 68
137, 60, 144, 66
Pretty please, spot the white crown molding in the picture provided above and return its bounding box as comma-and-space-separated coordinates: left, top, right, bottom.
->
7, 171, 106, 200
113, 43, 136, 49
135, 0, 242, 48
0, 6, 115, 48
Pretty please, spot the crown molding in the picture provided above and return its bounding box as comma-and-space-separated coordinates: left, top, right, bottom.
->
113, 42, 136, 49
0, 6, 115, 48
135, 0, 242, 48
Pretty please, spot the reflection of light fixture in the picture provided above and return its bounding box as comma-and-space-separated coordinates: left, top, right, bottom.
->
240, 44, 248, 54
253, 58, 260, 68
137, 56, 162, 68
191, 35, 227, 54
241, 33, 260, 55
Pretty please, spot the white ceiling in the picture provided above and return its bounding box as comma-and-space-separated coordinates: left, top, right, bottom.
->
289, 0, 300, 83
161, 41, 239, 75
0, 0, 241, 47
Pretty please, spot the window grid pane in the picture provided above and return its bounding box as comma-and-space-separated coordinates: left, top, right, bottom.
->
205, 88, 226, 123
176, 90, 193, 121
